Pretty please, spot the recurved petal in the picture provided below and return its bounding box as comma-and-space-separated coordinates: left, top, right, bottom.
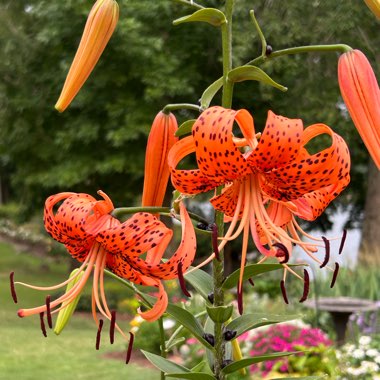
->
247, 111, 303, 172
192, 106, 252, 182
293, 178, 350, 221
262, 123, 350, 201
142, 112, 178, 207
210, 181, 243, 218
55, 0, 119, 112
168, 135, 220, 195
98, 212, 172, 257
338, 49, 380, 168
137, 279, 168, 322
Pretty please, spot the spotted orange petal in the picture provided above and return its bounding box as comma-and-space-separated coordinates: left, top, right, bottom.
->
168, 135, 220, 195
210, 181, 243, 218
192, 106, 252, 182
262, 123, 350, 201
248, 111, 303, 172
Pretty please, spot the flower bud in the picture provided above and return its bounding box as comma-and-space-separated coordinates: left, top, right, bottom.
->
54, 269, 84, 335
338, 49, 380, 169
55, 0, 119, 112
142, 112, 178, 208
363, 0, 380, 19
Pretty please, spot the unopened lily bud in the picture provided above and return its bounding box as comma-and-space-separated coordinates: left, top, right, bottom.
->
338, 49, 380, 169
55, 0, 119, 112
142, 112, 178, 208
54, 269, 84, 335
363, 0, 380, 18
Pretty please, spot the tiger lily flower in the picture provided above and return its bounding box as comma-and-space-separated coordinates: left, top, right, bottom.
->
168, 106, 350, 310
142, 111, 178, 208
14, 191, 196, 346
55, 0, 119, 112
338, 49, 380, 169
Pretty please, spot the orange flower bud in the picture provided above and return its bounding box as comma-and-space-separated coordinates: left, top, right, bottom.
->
55, 0, 119, 112
142, 112, 178, 207
363, 0, 380, 18
338, 49, 380, 169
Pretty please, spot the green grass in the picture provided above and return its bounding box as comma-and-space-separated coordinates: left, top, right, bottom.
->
0, 242, 159, 380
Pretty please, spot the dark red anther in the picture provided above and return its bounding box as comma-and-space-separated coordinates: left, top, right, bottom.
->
299, 269, 310, 303
280, 280, 289, 304
45, 295, 52, 329
96, 319, 104, 350
39, 312, 47, 337
248, 278, 255, 287
110, 310, 116, 344
177, 261, 191, 298
10, 272, 18, 304
330, 262, 340, 288
125, 332, 134, 364
210, 223, 220, 261
274, 243, 289, 264
237, 284, 243, 315
339, 230, 347, 255
320, 237, 330, 268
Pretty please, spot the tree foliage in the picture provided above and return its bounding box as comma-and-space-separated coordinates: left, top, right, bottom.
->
0, 0, 378, 226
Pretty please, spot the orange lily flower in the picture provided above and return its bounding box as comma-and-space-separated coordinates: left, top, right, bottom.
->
55, 0, 119, 112
14, 191, 196, 345
142, 111, 178, 208
168, 106, 350, 309
338, 49, 380, 169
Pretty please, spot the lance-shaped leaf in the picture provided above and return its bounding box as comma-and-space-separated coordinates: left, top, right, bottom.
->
184, 269, 213, 301
166, 302, 214, 350
221, 352, 302, 374
176, 120, 196, 137
142, 350, 190, 373
206, 305, 233, 323
200, 77, 224, 109
222, 263, 301, 290
225, 313, 300, 338
166, 373, 216, 380
227, 65, 288, 92
173, 8, 227, 27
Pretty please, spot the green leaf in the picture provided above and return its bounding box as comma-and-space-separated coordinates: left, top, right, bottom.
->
227, 65, 288, 92
226, 313, 300, 337
165, 337, 186, 351
141, 350, 190, 373
200, 77, 223, 109
166, 373, 215, 380
173, 8, 227, 27
206, 305, 233, 323
184, 269, 213, 301
165, 303, 214, 350
222, 263, 302, 290
190, 360, 211, 373
175, 119, 196, 137
221, 352, 302, 374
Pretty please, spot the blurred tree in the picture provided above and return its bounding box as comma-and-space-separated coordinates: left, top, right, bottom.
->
0, 0, 378, 259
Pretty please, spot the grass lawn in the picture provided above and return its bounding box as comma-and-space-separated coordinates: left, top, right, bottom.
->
0, 242, 159, 380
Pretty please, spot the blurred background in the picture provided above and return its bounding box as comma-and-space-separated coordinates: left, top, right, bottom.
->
0, 0, 379, 379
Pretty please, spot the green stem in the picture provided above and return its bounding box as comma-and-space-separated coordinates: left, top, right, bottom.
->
162, 103, 203, 114
221, 2, 234, 109
248, 44, 352, 66
158, 317, 167, 380
212, 2, 234, 380
172, 0, 204, 9
250, 10, 267, 56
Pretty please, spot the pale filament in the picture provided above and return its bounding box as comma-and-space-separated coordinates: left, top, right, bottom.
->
15, 253, 91, 291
